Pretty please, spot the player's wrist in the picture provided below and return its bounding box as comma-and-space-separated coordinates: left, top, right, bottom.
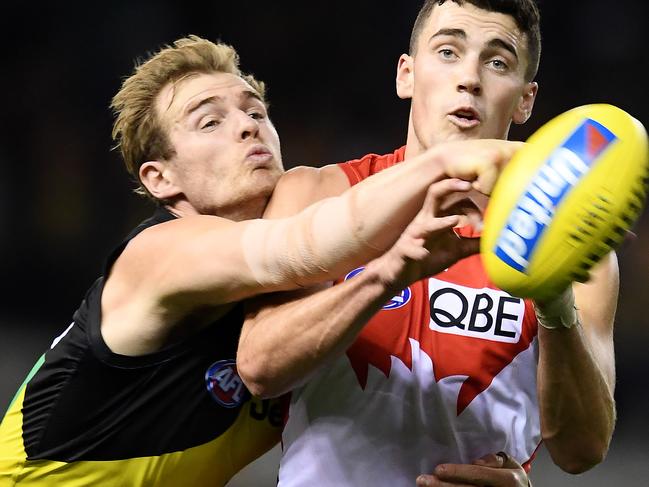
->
364, 253, 411, 297
533, 286, 580, 330
406, 146, 447, 187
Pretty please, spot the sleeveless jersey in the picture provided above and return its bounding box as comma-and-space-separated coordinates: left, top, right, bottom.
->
0, 207, 282, 486
278, 148, 542, 487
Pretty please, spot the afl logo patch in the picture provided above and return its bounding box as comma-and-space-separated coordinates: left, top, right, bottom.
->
205, 360, 249, 408
344, 267, 411, 310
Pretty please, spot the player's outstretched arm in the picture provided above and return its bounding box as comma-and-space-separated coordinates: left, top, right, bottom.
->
535, 252, 617, 473
102, 139, 520, 355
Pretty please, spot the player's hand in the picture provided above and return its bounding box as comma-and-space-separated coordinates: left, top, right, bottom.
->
415, 452, 531, 487
435, 139, 524, 195
367, 178, 479, 291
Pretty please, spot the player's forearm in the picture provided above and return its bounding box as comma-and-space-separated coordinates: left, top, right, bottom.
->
537, 322, 616, 474
238, 263, 399, 398
241, 140, 519, 294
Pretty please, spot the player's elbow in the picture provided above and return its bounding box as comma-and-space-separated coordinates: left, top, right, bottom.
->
554, 452, 606, 475
242, 378, 277, 400
549, 440, 609, 474
237, 356, 281, 400
544, 402, 616, 474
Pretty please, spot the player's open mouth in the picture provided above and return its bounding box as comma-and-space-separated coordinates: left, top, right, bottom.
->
448, 108, 481, 129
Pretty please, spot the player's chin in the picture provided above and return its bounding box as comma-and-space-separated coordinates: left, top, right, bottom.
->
444, 127, 483, 142
253, 167, 283, 193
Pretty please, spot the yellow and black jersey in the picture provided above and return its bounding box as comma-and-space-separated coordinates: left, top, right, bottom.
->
0, 208, 282, 486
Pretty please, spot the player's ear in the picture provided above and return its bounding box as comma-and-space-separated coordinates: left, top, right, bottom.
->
396, 53, 415, 99
140, 160, 182, 200
513, 81, 538, 125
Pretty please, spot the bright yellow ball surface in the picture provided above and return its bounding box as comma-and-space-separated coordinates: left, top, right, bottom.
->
481, 104, 648, 300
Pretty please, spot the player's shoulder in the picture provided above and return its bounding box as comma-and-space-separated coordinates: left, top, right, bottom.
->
110, 214, 238, 290
265, 164, 351, 218
337, 147, 406, 183
124, 214, 231, 253
279, 163, 350, 192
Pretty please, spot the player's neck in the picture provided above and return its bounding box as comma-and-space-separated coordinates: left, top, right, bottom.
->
403, 117, 422, 161
164, 194, 269, 221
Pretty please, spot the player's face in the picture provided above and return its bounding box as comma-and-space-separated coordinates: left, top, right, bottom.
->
155, 72, 283, 220
397, 2, 538, 155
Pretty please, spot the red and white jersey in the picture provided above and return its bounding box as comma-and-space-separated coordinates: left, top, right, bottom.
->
278, 149, 542, 487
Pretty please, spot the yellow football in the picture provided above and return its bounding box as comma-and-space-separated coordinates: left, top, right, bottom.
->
481, 104, 648, 300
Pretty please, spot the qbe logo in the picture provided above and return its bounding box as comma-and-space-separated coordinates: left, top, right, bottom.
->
344, 267, 411, 310
205, 359, 249, 408
428, 278, 525, 343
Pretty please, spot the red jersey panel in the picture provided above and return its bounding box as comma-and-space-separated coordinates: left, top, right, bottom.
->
278, 149, 541, 487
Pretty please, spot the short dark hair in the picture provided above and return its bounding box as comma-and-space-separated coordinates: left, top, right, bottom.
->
409, 0, 541, 81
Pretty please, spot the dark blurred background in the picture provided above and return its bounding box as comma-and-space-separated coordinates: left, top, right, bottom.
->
1, 1, 647, 485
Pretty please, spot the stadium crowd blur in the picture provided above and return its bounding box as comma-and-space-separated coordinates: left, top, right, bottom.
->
1, 1, 647, 485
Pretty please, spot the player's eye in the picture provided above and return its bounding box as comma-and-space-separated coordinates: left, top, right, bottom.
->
201, 118, 221, 129
489, 59, 509, 71
439, 48, 457, 60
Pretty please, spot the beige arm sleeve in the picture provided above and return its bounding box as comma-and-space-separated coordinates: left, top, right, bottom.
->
242, 190, 375, 288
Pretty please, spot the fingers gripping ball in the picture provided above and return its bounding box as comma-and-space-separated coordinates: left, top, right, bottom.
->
481, 104, 648, 300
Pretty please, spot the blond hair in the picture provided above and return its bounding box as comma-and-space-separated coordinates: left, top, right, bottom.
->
111, 35, 266, 199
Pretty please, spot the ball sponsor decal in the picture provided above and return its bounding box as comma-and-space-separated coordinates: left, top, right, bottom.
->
344, 267, 411, 309
495, 118, 617, 272
205, 359, 249, 408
